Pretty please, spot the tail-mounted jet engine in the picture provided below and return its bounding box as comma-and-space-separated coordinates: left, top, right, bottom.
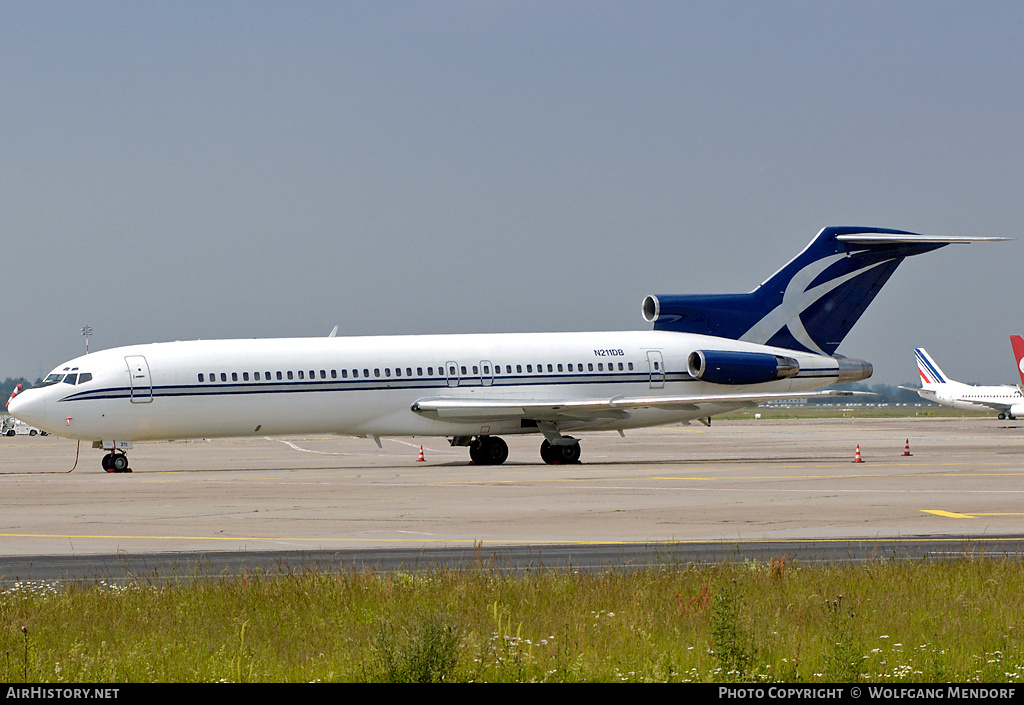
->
687, 350, 800, 385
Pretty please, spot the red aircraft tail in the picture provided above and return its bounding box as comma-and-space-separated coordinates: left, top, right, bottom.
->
1011, 335, 1024, 387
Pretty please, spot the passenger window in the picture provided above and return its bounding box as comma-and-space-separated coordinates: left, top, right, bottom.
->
628, 362, 634, 371
588, 364, 593, 372
472, 366, 478, 375
330, 370, 336, 379
385, 368, 391, 377
461, 366, 467, 375
255, 372, 261, 381
352, 369, 359, 378
198, 373, 205, 382
506, 365, 512, 374
526, 365, 532, 373
243, 372, 249, 381
232, 373, 238, 381
298, 371, 304, 380
342, 369, 348, 378
320, 370, 326, 379
417, 367, 423, 376
407, 368, 413, 377
287, 371, 294, 380
220, 373, 227, 382
568, 364, 573, 372
547, 364, 553, 372
395, 368, 401, 377
517, 365, 522, 373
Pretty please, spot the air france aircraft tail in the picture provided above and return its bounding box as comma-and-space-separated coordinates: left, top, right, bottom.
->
914, 348, 953, 387
643, 227, 974, 355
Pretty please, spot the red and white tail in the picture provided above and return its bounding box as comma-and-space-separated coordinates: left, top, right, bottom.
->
1011, 335, 1024, 387
6, 384, 22, 410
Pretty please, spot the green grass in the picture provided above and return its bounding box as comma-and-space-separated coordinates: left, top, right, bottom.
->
3, 558, 1024, 682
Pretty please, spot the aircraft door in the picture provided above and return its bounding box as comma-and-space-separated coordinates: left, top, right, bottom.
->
647, 350, 665, 389
125, 355, 153, 403
445, 360, 460, 388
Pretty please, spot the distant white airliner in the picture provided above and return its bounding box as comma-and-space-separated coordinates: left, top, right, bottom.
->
903, 337, 1024, 420
8, 227, 1002, 472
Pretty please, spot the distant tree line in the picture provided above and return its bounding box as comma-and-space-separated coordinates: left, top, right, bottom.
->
814, 382, 927, 405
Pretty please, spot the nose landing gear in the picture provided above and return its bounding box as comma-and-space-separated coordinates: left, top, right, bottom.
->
101, 452, 132, 473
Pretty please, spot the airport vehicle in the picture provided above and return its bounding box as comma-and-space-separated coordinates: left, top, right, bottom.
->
1, 415, 45, 437
8, 226, 1000, 472
903, 340, 1024, 419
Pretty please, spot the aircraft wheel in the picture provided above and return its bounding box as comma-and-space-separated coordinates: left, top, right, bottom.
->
540, 439, 581, 464
470, 437, 509, 465
102, 453, 113, 472
559, 439, 581, 464
540, 440, 554, 464
999, 413, 1007, 420
483, 437, 508, 465
469, 439, 485, 464
111, 454, 130, 473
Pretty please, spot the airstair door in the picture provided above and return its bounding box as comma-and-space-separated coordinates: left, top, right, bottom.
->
647, 350, 665, 389
125, 355, 153, 403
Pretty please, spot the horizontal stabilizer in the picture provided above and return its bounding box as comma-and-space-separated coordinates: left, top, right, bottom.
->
645, 227, 1006, 355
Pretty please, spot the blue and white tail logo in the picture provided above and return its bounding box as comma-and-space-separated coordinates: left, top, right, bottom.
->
914, 348, 949, 386
645, 226, 965, 355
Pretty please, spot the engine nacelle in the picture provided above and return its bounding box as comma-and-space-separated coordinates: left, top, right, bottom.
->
1010, 404, 1024, 419
687, 350, 800, 385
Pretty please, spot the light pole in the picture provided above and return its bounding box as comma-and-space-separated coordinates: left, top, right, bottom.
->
81, 325, 92, 354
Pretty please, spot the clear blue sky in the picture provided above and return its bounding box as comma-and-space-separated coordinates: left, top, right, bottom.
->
2, 1, 1021, 385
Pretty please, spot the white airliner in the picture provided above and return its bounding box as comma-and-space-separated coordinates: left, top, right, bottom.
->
8, 226, 1002, 472
902, 337, 1024, 419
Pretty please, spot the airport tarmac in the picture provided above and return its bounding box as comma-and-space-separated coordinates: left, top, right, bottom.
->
1, 416, 1022, 557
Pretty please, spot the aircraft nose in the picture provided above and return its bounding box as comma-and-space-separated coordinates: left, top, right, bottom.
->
7, 389, 45, 426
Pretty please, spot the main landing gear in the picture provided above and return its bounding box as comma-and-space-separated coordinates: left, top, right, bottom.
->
469, 436, 509, 465
459, 431, 583, 465
101, 451, 132, 473
460, 432, 581, 465
540, 438, 581, 464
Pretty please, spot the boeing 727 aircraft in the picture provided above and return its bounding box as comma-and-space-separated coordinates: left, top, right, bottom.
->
8, 226, 1001, 472
902, 338, 1024, 419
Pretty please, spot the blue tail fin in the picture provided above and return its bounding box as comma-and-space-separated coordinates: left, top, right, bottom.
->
643, 226, 960, 355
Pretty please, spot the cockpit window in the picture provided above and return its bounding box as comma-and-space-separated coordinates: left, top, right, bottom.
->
78, 373, 92, 384
38, 373, 64, 388
63, 374, 78, 385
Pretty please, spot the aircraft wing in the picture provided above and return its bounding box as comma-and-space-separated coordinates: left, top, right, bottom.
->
411, 389, 862, 423
962, 399, 1014, 412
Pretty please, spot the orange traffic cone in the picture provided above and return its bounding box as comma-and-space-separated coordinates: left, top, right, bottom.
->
854, 444, 864, 463
417, 445, 425, 462
902, 439, 912, 457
